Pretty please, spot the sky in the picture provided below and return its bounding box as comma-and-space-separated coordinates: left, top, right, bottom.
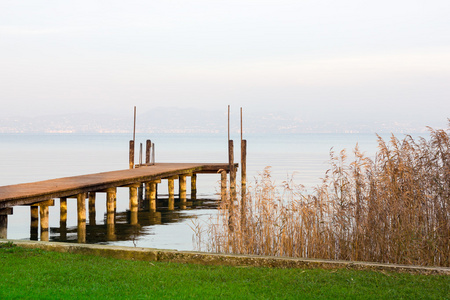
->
1, 0, 449, 129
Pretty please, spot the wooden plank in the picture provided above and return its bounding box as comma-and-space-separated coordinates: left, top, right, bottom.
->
0, 163, 237, 208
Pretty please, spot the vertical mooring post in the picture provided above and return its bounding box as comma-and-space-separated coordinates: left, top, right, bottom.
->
77, 193, 86, 243
146, 140, 151, 165
139, 142, 143, 166
241, 139, 247, 208
60, 197, 67, 241
129, 140, 135, 169
152, 143, 155, 164
30, 206, 39, 240
229, 140, 236, 203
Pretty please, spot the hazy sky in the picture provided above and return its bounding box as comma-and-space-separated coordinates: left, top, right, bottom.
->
1, 1, 449, 127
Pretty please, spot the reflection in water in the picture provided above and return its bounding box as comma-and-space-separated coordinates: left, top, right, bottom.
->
48, 198, 219, 244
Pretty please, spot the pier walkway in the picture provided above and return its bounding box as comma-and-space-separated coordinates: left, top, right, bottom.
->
0, 163, 233, 208
0, 163, 236, 242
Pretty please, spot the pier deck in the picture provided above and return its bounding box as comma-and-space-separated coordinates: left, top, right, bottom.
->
0, 163, 234, 209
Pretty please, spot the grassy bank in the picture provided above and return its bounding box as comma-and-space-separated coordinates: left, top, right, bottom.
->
0, 243, 448, 299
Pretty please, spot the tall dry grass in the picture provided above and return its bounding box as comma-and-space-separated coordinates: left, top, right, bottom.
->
194, 124, 450, 267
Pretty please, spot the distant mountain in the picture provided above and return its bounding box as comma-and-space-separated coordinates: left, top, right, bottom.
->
0, 107, 437, 134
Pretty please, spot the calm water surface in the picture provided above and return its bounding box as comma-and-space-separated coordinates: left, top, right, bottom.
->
1, 132, 401, 250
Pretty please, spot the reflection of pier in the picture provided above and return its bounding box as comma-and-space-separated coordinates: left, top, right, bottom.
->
0, 163, 237, 242
52, 199, 219, 243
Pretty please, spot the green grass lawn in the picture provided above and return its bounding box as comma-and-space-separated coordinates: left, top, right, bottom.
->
0, 243, 448, 299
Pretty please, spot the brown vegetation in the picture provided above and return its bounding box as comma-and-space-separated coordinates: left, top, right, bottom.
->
194, 125, 450, 267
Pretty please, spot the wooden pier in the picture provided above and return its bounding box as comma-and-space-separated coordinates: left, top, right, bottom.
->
0, 163, 237, 242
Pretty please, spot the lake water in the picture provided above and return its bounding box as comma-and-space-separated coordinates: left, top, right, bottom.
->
0, 132, 409, 250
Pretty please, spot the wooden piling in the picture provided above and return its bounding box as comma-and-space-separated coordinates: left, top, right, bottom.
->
106, 188, 116, 241
168, 177, 175, 211
129, 140, 135, 169
39, 205, 49, 242
191, 173, 197, 200
149, 180, 160, 212
179, 175, 187, 203
77, 193, 86, 243
59, 197, 67, 241
106, 188, 116, 224
0, 215, 7, 239
88, 192, 96, 226
30, 206, 39, 240
60, 197, 67, 224
129, 184, 139, 225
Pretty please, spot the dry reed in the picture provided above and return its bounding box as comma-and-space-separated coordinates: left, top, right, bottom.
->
194, 123, 450, 267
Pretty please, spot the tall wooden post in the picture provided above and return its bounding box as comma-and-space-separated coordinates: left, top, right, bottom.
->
152, 143, 155, 164
88, 192, 96, 226
191, 173, 197, 201
146, 140, 151, 165
139, 142, 143, 166
241, 139, 247, 208
129, 140, 135, 169
60, 197, 67, 241
77, 193, 86, 243
229, 140, 236, 203
30, 206, 39, 240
